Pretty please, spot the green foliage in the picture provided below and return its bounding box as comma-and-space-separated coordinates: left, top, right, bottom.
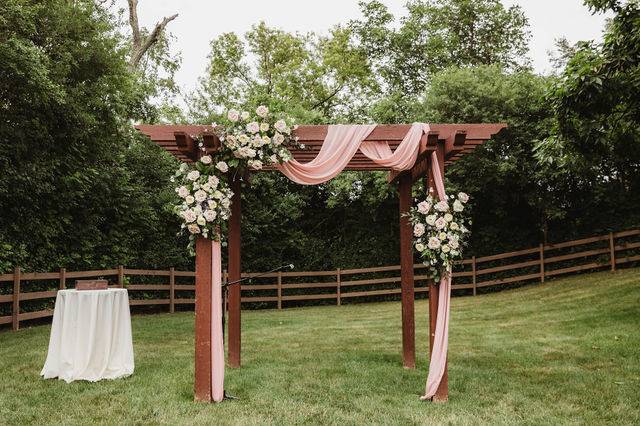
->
349, 0, 530, 97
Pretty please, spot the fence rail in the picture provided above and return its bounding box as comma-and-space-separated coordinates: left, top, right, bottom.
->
2, 228, 639, 330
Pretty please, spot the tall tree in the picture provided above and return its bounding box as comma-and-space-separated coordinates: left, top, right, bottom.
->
349, 0, 530, 103
0, 0, 189, 272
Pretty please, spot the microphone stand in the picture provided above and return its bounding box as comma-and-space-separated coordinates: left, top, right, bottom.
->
221, 263, 294, 400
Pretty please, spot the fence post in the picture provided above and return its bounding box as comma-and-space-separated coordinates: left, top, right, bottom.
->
471, 257, 477, 296
169, 267, 175, 313
59, 267, 66, 290
336, 268, 341, 306
609, 232, 616, 271
118, 265, 124, 288
12, 266, 20, 331
277, 271, 282, 310
539, 243, 545, 283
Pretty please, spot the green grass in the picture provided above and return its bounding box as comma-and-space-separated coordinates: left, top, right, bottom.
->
1, 269, 639, 425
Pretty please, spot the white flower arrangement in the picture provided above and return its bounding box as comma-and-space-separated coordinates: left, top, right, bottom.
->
172, 105, 300, 252
408, 191, 471, 283
173, 158, 233, 251
214, 105, 300, 170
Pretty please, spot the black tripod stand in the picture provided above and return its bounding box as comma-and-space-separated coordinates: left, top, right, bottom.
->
220, 263, 294, 400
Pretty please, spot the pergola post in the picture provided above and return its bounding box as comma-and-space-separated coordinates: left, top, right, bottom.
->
399, 173, 416, 369
428, 140, 448, 402
228, 176, 242, 368
194, 237, 213, 402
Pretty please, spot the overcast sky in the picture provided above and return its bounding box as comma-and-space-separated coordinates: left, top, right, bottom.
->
116, 0, 610, 95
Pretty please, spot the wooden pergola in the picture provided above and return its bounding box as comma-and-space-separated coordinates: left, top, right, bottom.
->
137, 122, 506, 402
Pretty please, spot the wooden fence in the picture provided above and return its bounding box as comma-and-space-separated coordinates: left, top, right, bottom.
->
1, 228, 639, 331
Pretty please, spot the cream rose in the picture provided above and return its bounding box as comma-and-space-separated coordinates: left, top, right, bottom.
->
200, 155, 212, 165
187, 170, 200, 181
216, 161, 229, 173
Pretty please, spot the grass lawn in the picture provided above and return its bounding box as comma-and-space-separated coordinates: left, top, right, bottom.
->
1, 269, 639, 425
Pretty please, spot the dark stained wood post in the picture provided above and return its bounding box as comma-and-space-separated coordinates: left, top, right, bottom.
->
194, 237, 213, 402
169, 267, 175, 314
59, 267, 66, 290
399, 173, 416, 369
609, 232, 616, 271
228, 177, 242, 368
428, 140, 448, 402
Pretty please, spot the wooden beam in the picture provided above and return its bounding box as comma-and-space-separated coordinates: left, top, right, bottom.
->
398, 173, 415, 369
428, 140, 449, 402
227, 177, 242, 368
174, 131, 198, 161
194, 237, 213, 402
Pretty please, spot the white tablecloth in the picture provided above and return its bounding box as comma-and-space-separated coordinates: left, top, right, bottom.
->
41, 289, 134, 383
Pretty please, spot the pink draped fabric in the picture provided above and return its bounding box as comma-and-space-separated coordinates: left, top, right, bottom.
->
211, 240, 225, 402
420, 152, 452, 401
277, 123, 430, 184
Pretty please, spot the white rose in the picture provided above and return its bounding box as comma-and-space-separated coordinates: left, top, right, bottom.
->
413, 223, 426, 237
245, 147, 257, 158
216, 161, 229, 173
451, 250, 459, 256
182, 209, 197, 223
417, 201, 431, 214
187, 170, 200, 181
249, 159, 263, 170
269, 154, 278, 164
227, 109, 240, 122
274, 119, 287, 133
428, 237, 441, 250
415, 243, 425, 252
221, 198, 231, 208
200, 155, 212, 165
193, 205, 203, 215
187, 224, 201, 234
194, 189, 207, 202
207, 199, 217, 209
426, 215, 437, 226
444, 213, 453, 222
442, 244, 451, 253
449, 239, 459, 249
246, 122, 260, 133
274, 133, 285, 145
435, 201, 449, 212
260, 122, 269, 132
213, 190, 223, 199
208, 175, 219, 187
204, 209, 217, 222
201, 183, 211, 192
185, 195, 195, 205
458, 192, 469, 203
197, 215, 206, 226
435, 217, 446, 229
256, 105, 269, 117
453, 200, 464, 212
240, 111, 250, 120
176, 186, 189, 198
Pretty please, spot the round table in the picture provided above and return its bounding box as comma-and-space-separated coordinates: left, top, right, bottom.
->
41, 288, 134, 383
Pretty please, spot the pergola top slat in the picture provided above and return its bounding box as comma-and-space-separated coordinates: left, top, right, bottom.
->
135, 123, 506, 176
